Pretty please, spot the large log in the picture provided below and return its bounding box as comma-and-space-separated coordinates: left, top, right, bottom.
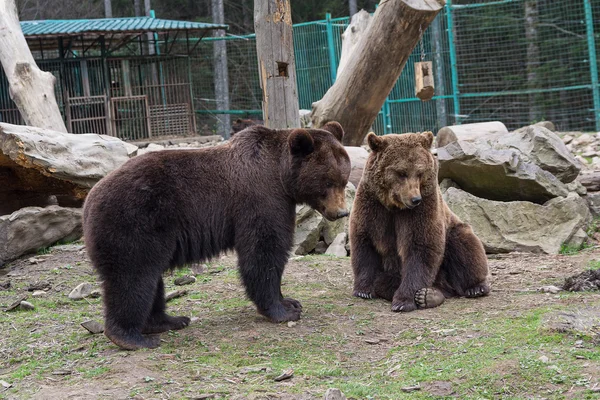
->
435, 121, 509, 148
0, 0, 67, 132
254, 0, 301, 129
337, 10, 372, 76
0, 122, 136, 213
578, 171, 600, 192
311, 0, 445, 146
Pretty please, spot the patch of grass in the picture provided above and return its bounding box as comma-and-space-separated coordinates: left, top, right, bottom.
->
560, 242, 593, 255
588, 259, 600, 270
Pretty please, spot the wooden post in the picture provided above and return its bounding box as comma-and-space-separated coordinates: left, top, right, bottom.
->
254, 0, 300, 129
212, 0, 231, 138
311, 0, 445, 145
0, 0, 68, 132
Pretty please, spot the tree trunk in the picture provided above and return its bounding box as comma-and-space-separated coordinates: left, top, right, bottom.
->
311, 0, 445, 145
0, 0, 67, 133
134, 0, 142, 16
104, 0, 112, 17
212, 0, 231, 138
349, 0, 358, 17
254, 0, 300, 129
430, 14, 447, 128
337, 10, 372, 77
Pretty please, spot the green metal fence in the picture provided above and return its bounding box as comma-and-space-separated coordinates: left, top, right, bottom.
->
194, 0, 600, 135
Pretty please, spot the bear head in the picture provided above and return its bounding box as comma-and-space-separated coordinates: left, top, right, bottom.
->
364, 131, 436, 210
288, 121, 351, 221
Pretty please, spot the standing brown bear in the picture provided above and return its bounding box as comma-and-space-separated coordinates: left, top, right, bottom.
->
83, 122, 350, 350
350, 131, 490, 312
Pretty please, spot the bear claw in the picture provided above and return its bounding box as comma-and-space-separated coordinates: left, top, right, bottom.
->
465, 284, 490, 298
391, 300, 417, 313
414, 287, 446, 309
353, 290, 373, 299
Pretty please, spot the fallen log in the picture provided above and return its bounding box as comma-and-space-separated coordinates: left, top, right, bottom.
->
435, 121, 509, 148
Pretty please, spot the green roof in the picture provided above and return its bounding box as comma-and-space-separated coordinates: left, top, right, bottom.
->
21, 17, 227, 38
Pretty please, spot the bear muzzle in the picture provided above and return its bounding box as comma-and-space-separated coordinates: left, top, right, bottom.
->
321, 208, 349, 221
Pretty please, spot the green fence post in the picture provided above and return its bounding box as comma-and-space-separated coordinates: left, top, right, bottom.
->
325, 13, 337, 84
382, 98, 392, 134
584, 0, 600, 131
445, 1, 461, 125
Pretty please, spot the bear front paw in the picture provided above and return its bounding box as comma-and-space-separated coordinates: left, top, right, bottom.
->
391, 299, 417, 313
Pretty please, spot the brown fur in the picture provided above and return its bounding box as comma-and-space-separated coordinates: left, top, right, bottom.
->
83, 122, 350, 349
350, 131, 490, 312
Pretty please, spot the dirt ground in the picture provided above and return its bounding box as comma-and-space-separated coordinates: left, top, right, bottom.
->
0, 244, 599, 400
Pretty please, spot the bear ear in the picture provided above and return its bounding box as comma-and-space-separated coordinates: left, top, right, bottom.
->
322, 121, 344, 142
367, 132, 386, 152
289, 129, 315, 157
420, 131, 434, 149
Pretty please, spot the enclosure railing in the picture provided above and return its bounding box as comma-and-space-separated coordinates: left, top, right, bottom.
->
195, 0, 600, 135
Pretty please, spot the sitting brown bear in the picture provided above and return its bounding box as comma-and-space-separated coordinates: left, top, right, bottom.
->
350, 131, 490, 312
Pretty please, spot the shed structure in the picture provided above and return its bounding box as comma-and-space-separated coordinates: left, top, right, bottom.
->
0, 16, 227, 141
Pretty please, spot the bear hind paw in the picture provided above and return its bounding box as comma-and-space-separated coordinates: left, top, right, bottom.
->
143, 314, 191, 334
414, 287, 446, 309
105, 329, 161, 350
353, 290, 374, 299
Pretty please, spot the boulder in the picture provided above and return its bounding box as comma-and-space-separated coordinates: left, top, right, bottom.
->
293, 183, 356, 255
344, 146, 369, 187
443, 188, 591, 254
325, 233, 348, 257
438, 140, 569, 204
585, 192, 600, 217
495, 126, 580, 183
0, 206, 83, 266
435, 121, 508, 148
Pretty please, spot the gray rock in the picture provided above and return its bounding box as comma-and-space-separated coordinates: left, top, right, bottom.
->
68, 282, 94, 300
438, 141, 569, 204
293, 183, 356, 255
344, 146, 369, 187
443, 188, 591, 254
19, 301, 35, 311
439, 178, 460, 194
497, 126, 580, 183
299, 110, 313, 129
532, 121, 556, 132
585, 192, 600, 216
314, 241, 328, 254
325, 233, 348, 257
539, 285, 562, 294
562, 134, 574, 145
32, 290, 47, 298
324, 388, 347, 400
81, 320, 104, 334
572, 133, 595, 147
566, 180, 587, 196
89, 289, 102, 298
174, 275, 196, 286
0, 206, 83, 267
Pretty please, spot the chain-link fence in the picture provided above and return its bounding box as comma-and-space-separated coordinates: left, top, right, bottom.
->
196, 0, 600, 136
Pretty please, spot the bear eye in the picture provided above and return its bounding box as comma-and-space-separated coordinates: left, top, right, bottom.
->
326, 181, 334, 188
396, 171, 407, 179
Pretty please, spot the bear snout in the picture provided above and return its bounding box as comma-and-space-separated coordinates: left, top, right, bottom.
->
410, 196, 422, 207
321, 208, 349, 221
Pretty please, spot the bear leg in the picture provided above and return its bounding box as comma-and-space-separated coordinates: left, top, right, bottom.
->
143, 278, 191, 334
237, 239, 301, 323
391, 250, 441, 313
373, 271, 400, 301
102, 274, 161, 350
439, 222, 490, 298
351, 238, 383, 299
